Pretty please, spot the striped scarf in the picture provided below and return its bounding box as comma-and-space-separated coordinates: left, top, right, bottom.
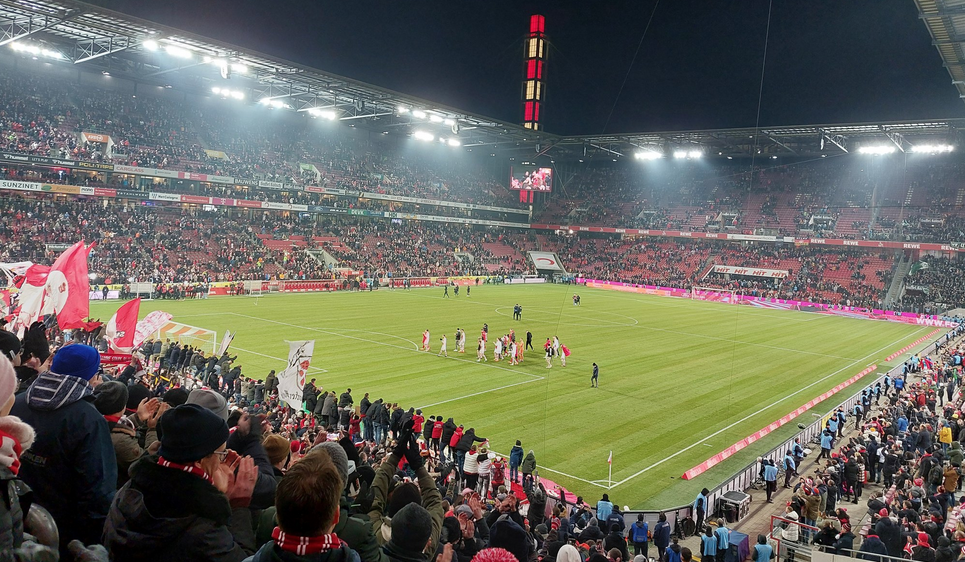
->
157, 456, 212, 484
272, 527, 343, 555
25, 371, 93, 411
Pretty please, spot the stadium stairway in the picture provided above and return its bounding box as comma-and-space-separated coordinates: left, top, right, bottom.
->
883, 255, 912, 309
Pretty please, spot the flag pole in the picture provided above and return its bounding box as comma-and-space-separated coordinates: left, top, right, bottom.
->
608, 450, 612, 489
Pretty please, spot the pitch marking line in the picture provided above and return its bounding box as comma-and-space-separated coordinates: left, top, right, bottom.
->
400, 291, 863, 360
232, 345, 329, 373
607, 327, 928, 488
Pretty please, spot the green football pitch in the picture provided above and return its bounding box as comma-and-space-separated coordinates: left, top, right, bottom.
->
90, 284, 938, 509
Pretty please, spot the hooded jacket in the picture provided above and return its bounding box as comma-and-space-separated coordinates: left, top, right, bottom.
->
449, 427, 464, 449
577, 518, 605, 542
857, 534, 889, 561
365, 400, 383, 423
441, 419, 457, 449
11, 376, 117, 553
103, 456, 255, 562
509, 445, 524, 468
874, 516, 903, 559
520, 451, 537, 474
455, 430, 485, 454
368, 452, 443, 553
949, 442, 963, 467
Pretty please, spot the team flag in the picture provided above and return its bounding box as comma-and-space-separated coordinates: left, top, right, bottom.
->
218, 330, 235, 356
106, 298, 140, 352
14, 242, 93, 331
277, 340, 316, 410
132, 310, 173, 348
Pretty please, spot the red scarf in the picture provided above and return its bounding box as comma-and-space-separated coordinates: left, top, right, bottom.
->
157, 456, 213, 484
272, 527, 343, 555
104, 414, 122, 423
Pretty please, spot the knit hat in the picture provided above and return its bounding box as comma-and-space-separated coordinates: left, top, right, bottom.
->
472, 548, 519, 562
263, 434, 290, 466
51, 344, 100, 380
879, 508, 889, 517
186, 388, 228, 420
312, 441, 349, 485
918, 532, 930, 546
390, 502, 433, 552
163, 387, 189, 407
126, 384, 152, 413
0, 331, 21, 363
0, 357, 15, 407
158, 403, 229, 463
454, 504, 474, 518
93, 381, 129, 416
489, 518, 530, 562
388, 482, 422, 517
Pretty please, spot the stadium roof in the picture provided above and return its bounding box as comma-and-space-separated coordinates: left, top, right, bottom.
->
916, 0, 965, 103
2, 0, 965, 161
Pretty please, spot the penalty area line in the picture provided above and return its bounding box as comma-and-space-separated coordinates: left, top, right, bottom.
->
232, 345, 328, 373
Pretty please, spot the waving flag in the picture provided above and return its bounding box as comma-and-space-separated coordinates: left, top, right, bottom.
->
132, 310, 173, 348
13, 242, 93, 331
277, 340, 315, 410
218, 330, 235, 356
106, 298, 140, 352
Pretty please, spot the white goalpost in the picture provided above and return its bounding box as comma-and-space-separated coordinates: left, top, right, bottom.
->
691, 286, 739, 304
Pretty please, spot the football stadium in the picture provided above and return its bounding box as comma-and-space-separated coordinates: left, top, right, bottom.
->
2, 1, 965, 561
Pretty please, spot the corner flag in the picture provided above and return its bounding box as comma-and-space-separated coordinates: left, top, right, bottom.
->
607, 451, 612, 465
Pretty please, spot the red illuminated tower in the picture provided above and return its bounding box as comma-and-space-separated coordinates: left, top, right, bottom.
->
522, 15, 546, 131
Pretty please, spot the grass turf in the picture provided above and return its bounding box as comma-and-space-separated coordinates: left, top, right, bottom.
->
90, 284, 935, 509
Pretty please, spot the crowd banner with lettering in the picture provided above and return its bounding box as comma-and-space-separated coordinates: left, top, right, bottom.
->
711, 265, 789, 279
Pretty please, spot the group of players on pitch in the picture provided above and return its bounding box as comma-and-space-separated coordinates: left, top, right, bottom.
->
421, 323, 571, 368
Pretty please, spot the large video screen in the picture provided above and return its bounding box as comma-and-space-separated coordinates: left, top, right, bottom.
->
509, 166, 553, 192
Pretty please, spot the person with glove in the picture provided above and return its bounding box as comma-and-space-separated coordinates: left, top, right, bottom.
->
368, 420, 444, 559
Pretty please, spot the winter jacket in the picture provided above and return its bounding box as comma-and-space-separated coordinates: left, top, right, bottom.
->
449, 428, 464, 449
857, 535, 889, 562
431, 420, 443, 440
110, 420, 158, 488
264, 373, 278, 394
11, 386, 117, 552
317, 394, 335, 417
509, 445, 524, 468
666, 544, 682, 562
359, 397, 371, 416
365, 400, 382, 422
0, 464, 58, 561
103, 456, 255, 562
227, 428, 278, 511
476, 453, 492, 477
652, 521, 671, 550
577, 518, 605, 542
629, 521, 649, 544
441, 419, 457, 449
949, 442, 963, 466
389, 409, 403, 433
603, 531, 629, 562
463, 452, 479, 475
368, 452, 443, 553
596, 500, 613, 523
520, 451, 537, 474
874, 516, 903, 559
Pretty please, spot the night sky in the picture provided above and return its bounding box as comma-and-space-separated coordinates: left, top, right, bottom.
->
92, 0, 965, 136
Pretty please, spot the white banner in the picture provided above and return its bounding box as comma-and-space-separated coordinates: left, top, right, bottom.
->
218, 330, 235, 356
711, 265, 788, 279
133, 310, 173, 348
528, 251, 563, 271
277, 340, 315, 410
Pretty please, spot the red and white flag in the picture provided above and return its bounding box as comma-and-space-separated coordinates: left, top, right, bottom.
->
14, 242, 93, 331
106, 298, 140, 353
607, 451, 612, 465
132, 310, 173, 349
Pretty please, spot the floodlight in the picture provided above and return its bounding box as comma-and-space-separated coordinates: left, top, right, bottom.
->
143, 39, 159, 51
413, 131, 434, 142
447, 138, 461, 147
412, 110, 427, 119
673, 150, 688, 159
164, 45, 193, 59
230, 90, 244, 100
41, 49, 62, 59
444, 118, 456, 126
259, 97, 272, 105
857, 145, 895, 155
911, 144, 954, 154
689, 150, 703, 159
634, 151, 662, 160
429, 114, 443, 123
397, 106, 409, 114
230, 63, 248, 74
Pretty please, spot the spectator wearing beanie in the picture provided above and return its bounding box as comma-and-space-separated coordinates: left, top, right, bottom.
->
103, 403, 259, 561
246, 448, 361, 562
263, 434, 290, 478
94, 381, 168, 488
371, 421, 443, 559
10, 343, 117, 555
0, 355, 56, 558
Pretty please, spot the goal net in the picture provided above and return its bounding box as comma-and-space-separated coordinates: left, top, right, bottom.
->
156, 321, 218, 354
691, 286, 739, 304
